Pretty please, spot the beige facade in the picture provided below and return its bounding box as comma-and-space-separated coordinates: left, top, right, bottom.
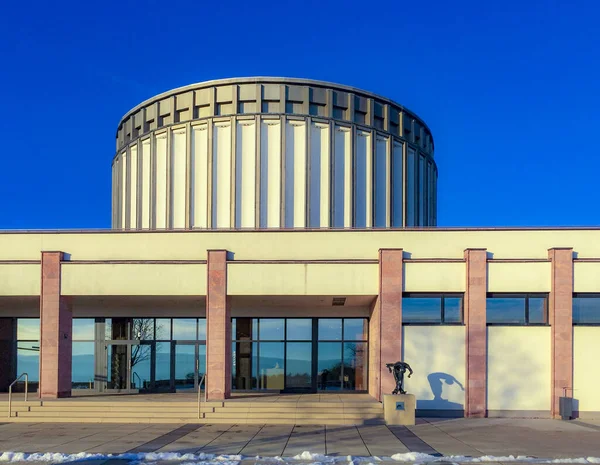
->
0, 228, 599, 418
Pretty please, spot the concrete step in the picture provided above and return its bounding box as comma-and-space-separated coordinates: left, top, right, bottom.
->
214, 406, 382, 414
39, 401, 211, 408
29, 405, 215, 413
16, 410, 208, 418
221, 401, 379, 408
205, 411, 383, 419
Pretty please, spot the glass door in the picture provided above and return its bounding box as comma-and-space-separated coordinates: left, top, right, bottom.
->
284, 319, 315, 393
173, 342, 206, 392
130, 342, 152, 391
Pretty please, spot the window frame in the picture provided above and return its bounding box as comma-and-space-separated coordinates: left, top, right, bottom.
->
486, 293, 549, 326
572, 293, 600, 326
402, 293, 464, 325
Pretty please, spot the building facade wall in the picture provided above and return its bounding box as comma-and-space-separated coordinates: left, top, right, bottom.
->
402, 326, 466, 415
487, 327, 551, 415
0, 229, 599, 416
112, 78, 437, 230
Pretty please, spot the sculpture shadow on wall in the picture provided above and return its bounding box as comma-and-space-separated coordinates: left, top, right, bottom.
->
416, 372, 465, 410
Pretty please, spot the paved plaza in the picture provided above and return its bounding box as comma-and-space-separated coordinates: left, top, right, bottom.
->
1, 418, 600, 463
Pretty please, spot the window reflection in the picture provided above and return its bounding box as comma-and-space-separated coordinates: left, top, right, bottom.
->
259, 319, 284, 340
318, 342, 342, 390
318, 319, 342, 340
72, 342, 94, 389
573, 296, 600, 324
258, 342, 284, 389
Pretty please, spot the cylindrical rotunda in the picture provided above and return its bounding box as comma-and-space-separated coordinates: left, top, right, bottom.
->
112, 77, 437, 230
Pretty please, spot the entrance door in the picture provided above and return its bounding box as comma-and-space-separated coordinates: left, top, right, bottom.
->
283, 319, 316, 393
105, 342, 142, 391
285, 342, 314, 392
173, 342, 206, 392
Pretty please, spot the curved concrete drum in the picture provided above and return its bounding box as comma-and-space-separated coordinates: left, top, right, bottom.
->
112, 77, 437, 230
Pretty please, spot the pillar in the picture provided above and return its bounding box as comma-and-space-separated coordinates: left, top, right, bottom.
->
0, 318, 16, 391
206, 249, 231, 400
369, 248, 403, 401
464, 248, 487, 417
39, 251, 72, 398
548, 248, 573, 419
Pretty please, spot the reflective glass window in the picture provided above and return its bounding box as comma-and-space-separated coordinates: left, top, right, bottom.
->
198, 318, 207, 340
318, 342, 342, 390
403, 297, 442, 323
391, 142, 403, 227
259, 319, 284, 340
232, 341, 258, 389
258, 342, 284, 389
286, 319, 312, 340
406, 149, 416, 226
318, 319, 342, 340
233, 318, 258, 340
72, 342, 94, 389
343, 319, 368, 340
573, 296, 600, 324
343, 342, 367, 390
172, 318, 197, 340
17, 319, 40, 340
17, 341, 39, 382
73, 319, 95, 341
132, 318, 154, 340
155, 342, 171, 389
487, 297, 526, 324
155, 319, 171, 340
418, 155, 426, 225
444, 297, 463, 323
374, 136, 388, 228
529, 297, 547, 324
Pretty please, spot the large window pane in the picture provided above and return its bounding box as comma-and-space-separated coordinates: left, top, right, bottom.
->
106, 318, 130, 340
173, 319, 197, 340
318, 319, 342, 340
198, 319, 207, 340
374, 136, 387, 228
392, 142, 403, 227
403, 297, 442, 323
406, 148, 415, 227
155, 319, 171, 340
132, 318, 154, 340
155, 342, 171, 390
233, 318, 258, 340
174, 344, 195, 390
73, 319, 95, 341
17, 341, 39, 382
418, 155, 426, 225
286, 342, 312, 389
573, 297, 600, 324
17, 319, 40, 340
286, 319, 312, 340
487, 298, 526, 324
444, 297, 463, 323
233, 341, 258, 389
344, 319, 368, 340
318, 342, 342, 390
258, 342, 284, 389
131, 344, 152, 389
343, 342, 367, 390
72, 342, 94, 389
529, 297, 547, 324
259, 319, 284, 340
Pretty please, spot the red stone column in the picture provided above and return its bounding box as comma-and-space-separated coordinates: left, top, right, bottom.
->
464, 248, 487, 417
206, 250, 231, 401
548, 248, 573, 419
369, 249, 403, 402
39, 251, 72, 398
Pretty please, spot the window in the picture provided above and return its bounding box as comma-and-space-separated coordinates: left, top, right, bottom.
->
573, 294, 600, 324
402, 294, 463, 324
486, 294, 548, 325
17, 319, 40, 385
72, 319, 95, 389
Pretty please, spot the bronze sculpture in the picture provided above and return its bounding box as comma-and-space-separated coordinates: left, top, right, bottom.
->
386, 361, 413, 395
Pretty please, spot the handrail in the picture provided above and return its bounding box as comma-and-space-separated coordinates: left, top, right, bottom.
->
8, 373, 29, 418
197, 374, 206, 419
132, 372, 142, 390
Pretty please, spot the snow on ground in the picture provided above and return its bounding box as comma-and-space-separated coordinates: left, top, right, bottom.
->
1, 451, 600, 464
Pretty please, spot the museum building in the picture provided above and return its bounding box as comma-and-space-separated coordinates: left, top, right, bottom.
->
0, 77, 599, 419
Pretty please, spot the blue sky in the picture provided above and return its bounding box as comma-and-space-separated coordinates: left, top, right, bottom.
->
0, 0, 598, 229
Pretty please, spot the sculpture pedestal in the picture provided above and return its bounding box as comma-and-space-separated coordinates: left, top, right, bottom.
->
383, 394, 416, 425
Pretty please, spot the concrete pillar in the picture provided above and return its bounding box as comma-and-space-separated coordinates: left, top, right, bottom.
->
39, 251, 72, 398
206, 249, 231, 400
464, 248, 487, 418
369, 248, 403, 401
0, 318, 16, 391
548, 248, 573, 419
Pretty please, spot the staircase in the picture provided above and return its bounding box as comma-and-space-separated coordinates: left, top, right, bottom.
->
1, 399, 384, 425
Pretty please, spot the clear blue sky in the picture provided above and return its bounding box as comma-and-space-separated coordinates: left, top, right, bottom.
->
1, 0, 598, 229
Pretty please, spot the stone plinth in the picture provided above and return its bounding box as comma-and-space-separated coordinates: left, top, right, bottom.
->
383, 394, 416, 425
